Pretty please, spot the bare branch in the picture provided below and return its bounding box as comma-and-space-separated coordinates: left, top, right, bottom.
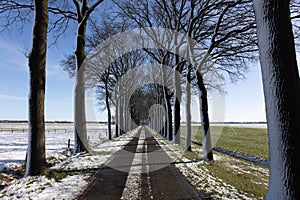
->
72, 0, 81, 19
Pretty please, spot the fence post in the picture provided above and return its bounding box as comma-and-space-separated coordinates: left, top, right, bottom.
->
68, 139, 70, 149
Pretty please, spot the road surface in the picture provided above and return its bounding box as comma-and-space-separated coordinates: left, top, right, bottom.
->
79, 126, 206, 200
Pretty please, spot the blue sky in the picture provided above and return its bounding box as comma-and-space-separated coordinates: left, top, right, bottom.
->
0, 33, 268, 122
0, 36, 75, 121
1, 21, 298, 122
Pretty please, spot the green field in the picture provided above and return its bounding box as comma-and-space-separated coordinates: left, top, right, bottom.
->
181, 125, 269, 159
177, 125, 270, 198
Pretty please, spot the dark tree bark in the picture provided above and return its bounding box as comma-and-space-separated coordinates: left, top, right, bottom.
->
156, 91, 163, 135
25, 0, 48, 176
173, 68, 181, 144
115, 94, 119, 137
173, 55, 183, 144
105, 68, 112, 140
119, 93, 124, 135
196, 71, 213, 161
106, 95, 112, 140
253, 0, 300, 199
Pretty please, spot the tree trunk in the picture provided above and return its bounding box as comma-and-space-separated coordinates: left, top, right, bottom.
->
157, 93, 162, 134
119, 93, 124, 135
173, 66, 182, 144
25, 0, 48, 177
105, 72, 112, 140
74, 15, 89, 153
107, 102, 112, 140
163, 97, 168, 138
123, 93, 127, 133
115, 94, 119, 137
196, 71, 213, 161
185, 68, 192, 151
166, 93, 172, 140
164, 104, 169, 138
253, 1, 300, 199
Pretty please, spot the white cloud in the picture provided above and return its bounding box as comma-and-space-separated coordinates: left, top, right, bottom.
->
0, 39, 28, 71
46, 64, 67, 78
0, 94, 27, 101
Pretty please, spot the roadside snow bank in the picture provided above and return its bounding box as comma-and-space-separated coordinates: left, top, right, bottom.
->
0, 175, 90, 200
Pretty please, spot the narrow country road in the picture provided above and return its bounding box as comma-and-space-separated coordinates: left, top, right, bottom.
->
78, 126, 203, 200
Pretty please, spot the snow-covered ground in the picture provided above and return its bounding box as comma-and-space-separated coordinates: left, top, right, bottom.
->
0, 123, 112, 170
0, 125, 139, 200
0, 131, 73, 170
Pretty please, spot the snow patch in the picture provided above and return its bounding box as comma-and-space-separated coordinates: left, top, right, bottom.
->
0, 126, 139, 199
0, 175, 90, 200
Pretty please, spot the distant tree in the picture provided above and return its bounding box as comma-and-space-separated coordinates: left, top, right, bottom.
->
253, 0, 300, 199
25, 0, 49, 176
62, 16, 148, 137
147, 66, 168, 134
130, 84, 161, 125
92, 49, 147, 135
142, 48, 174, 141
114, 0, 257, 161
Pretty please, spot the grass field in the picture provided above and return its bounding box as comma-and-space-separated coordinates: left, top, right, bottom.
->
178, 125, 270, 198
173, 125, 270, 198
181, 125, 269, 159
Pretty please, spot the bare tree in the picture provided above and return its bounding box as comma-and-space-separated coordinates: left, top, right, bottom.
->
102, 65, 112, 140
114, 0, 258, 161
0, 0, 49, 176
1, 0, 106, 154
70, 0, 104, 153
0, 1, 77, 41
143, 49, 174, 141
63, 15, 149, 138
253, 0, 300, 199
25, 0, 49, 176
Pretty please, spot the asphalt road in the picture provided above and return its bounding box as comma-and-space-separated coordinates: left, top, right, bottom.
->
78, 126, 205, 200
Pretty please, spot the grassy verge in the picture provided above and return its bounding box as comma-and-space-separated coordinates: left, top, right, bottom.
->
180, 125, 269, 159
166, 141, 269, 199
203, 152, 269, 198
170, 126, 270, 198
